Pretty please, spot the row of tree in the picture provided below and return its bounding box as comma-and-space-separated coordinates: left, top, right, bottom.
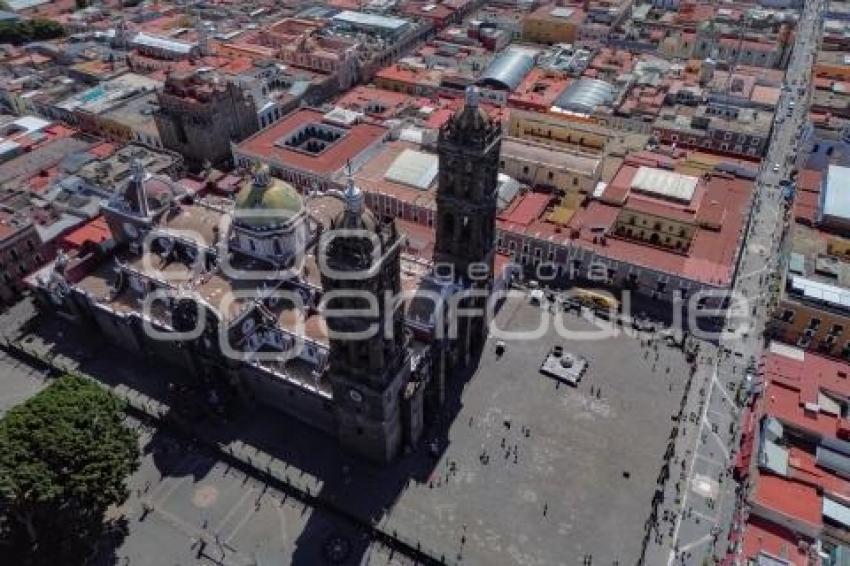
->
0, 19, 64, 46
0, 375, 140, 566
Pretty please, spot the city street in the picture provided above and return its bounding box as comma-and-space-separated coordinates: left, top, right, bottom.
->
644, 0, 828, 563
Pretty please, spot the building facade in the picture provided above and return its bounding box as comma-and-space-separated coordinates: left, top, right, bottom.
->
321, 178, 423, 462
155, 71, 260, 170
0, 212, 42, 306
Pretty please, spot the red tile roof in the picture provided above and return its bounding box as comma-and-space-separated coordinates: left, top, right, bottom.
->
498, 192, 551, 228
576, 174, 750, 287
508, 69, 571, 112
60, 216, 111, 250
234, 108, 389, 176
764, 348, 850, 403
787, 446, 850, 502
335, 86, 414, 120
740, 516, 811, 566
794, 169, 822, 224
763, 380, 840, 439
798, 169, 823, 194
88, 142, 118, 159
753, 474, 822, 531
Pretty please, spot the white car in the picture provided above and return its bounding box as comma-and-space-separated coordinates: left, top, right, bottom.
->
773, 163, 781, 173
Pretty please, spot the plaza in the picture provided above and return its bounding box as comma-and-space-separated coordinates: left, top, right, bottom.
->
4, 291, 695, 564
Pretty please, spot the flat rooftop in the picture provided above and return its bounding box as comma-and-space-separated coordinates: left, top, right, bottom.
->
498, 153, 754, 287
654, 103, 774, 138
784, 214, 850, 314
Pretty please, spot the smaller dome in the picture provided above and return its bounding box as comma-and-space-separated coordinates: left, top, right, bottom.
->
333, 204, 378, 232
331, 175, 377, 232
234, 168, 303, 230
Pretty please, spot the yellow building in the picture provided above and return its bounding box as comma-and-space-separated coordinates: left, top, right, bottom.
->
522, 4, 585, 46
508, 109, 608, 153
613, 210, 695, 252
500, 136, 600, 194
499, 136, 602, 226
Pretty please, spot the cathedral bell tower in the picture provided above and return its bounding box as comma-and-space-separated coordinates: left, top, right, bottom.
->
320, 174, 413, 463
435, 86, 501, 361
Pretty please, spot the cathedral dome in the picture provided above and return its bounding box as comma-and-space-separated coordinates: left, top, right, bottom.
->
234, 166, 303, 230
329, 171, 378, 232
332, 205, 378, 232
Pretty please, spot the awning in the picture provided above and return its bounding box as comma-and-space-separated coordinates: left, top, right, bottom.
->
824, 497, 850, 528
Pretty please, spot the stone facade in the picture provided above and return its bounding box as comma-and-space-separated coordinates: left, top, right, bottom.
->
434, 87, 501, 359
320, 181, 424, 462
155, 72, 260, 170
29, 163, 433, 464
0, 219, 43, 306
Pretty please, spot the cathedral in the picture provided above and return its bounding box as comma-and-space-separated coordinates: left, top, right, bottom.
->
29, 87, 502, 463
435, 86, 502, 364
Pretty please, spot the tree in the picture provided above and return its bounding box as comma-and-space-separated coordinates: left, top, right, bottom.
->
0, 375, 139, 565
28, 18, 64, 40
0, 18, 65, 45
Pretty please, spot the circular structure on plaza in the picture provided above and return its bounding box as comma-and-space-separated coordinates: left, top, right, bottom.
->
322, 534, 352, 564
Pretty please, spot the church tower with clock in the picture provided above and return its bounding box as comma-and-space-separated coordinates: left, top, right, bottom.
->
434, 86, 501, 362
320, 175, 422, 463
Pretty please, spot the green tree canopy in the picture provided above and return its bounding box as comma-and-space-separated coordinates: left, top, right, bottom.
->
0, 18, 65, 45
0, 375, 139, 565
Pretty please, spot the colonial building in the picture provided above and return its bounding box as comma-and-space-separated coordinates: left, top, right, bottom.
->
0, 207, 41, 306
28, 90, 501, 463
769, 166, 850, 360
28, 159, 433, 463
155, 70, 260, 170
